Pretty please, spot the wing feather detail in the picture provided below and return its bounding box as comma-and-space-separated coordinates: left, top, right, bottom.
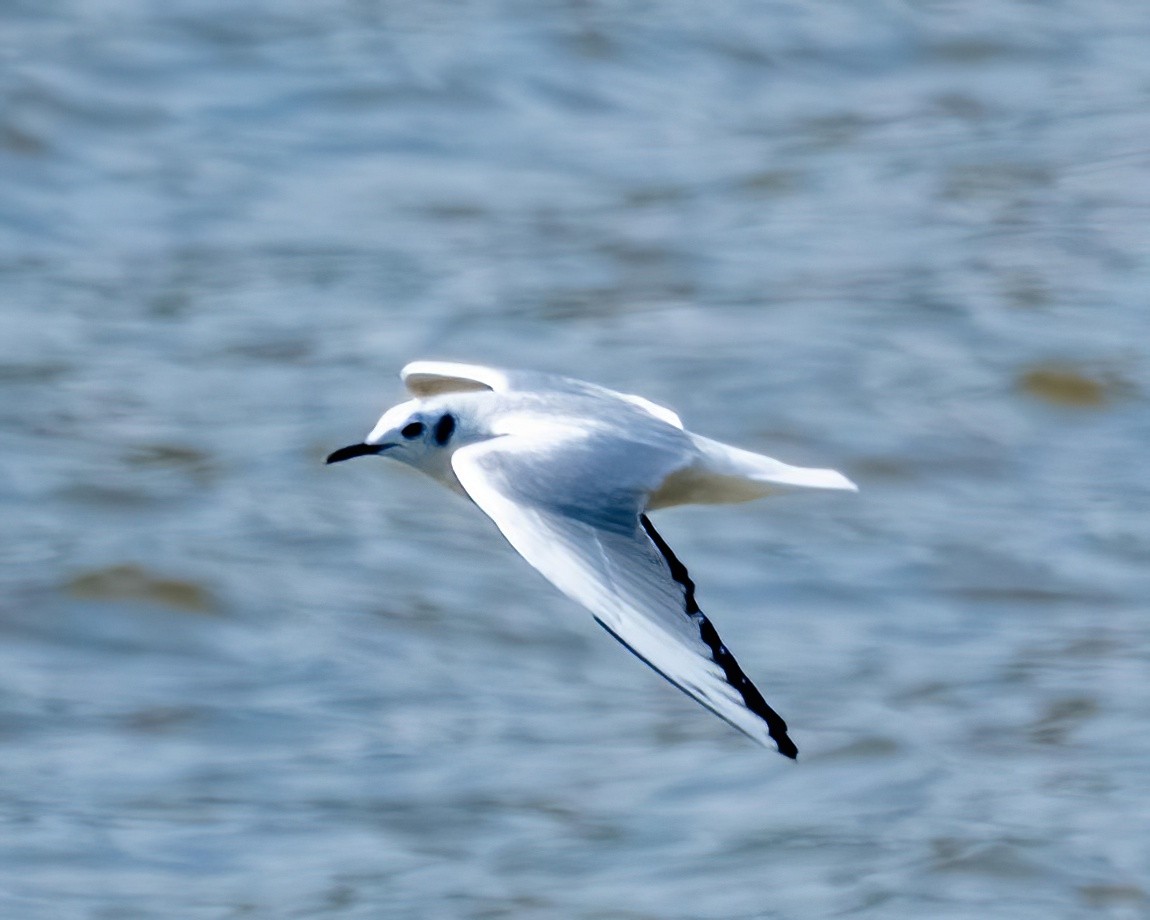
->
401, 361, 683, 429
639, 515, 796, 757
401, 361, 510, 396
451, 437, 797, 756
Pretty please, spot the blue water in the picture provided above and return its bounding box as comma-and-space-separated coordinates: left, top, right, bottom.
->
2, 3, 1148, 918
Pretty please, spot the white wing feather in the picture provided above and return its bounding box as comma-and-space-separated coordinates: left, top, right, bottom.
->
450, 434, 797, 755
401, 361, 515, 396
401, 361, 684, 429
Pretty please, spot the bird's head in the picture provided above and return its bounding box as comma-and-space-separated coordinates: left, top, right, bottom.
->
326, 398, 462, 482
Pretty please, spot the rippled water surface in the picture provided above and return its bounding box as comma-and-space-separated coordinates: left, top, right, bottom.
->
2, 2, 1149, 918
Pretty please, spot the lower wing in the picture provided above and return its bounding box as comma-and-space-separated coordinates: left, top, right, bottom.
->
452, 437, 798, 757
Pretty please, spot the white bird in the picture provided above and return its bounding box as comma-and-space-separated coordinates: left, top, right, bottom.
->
327, 361, 856, 757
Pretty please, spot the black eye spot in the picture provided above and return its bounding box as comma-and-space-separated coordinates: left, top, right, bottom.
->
433, 413, 456, 446
401, 421, 425, 439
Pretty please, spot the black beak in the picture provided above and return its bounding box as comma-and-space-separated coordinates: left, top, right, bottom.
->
326, 443, 392, 464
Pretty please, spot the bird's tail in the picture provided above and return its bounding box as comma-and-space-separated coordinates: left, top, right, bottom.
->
648, 435, 856, 509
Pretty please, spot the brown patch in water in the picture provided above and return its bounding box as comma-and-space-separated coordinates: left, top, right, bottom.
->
65, 564, 217, 614
1017, 365, 1130, 408
1080, 884, 1147, 909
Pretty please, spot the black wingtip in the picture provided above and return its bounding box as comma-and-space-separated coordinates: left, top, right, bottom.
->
775, 732, 798, 760
639, 514, 800, 760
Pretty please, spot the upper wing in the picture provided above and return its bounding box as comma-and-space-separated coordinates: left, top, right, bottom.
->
451, 434, 797, 756
401, 361, 520, 397
401, 360, 684, 429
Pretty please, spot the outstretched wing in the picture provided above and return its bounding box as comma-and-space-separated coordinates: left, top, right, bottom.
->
450, 433, 797, 757
401, 360, 683, 429
401, 361, 521, 397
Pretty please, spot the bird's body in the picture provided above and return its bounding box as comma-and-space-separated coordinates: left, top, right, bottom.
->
328, 361, 856, 758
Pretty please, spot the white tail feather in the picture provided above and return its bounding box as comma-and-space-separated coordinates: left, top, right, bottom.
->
648, 435, 856, 510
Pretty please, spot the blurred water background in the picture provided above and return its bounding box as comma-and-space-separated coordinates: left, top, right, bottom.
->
2, 2, 1149, 918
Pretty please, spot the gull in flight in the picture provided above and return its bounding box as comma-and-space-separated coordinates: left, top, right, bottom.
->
327, 361, 856, 757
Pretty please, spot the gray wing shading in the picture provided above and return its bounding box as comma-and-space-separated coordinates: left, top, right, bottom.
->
451, 434, 797, 757
402, 360, 683, 429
